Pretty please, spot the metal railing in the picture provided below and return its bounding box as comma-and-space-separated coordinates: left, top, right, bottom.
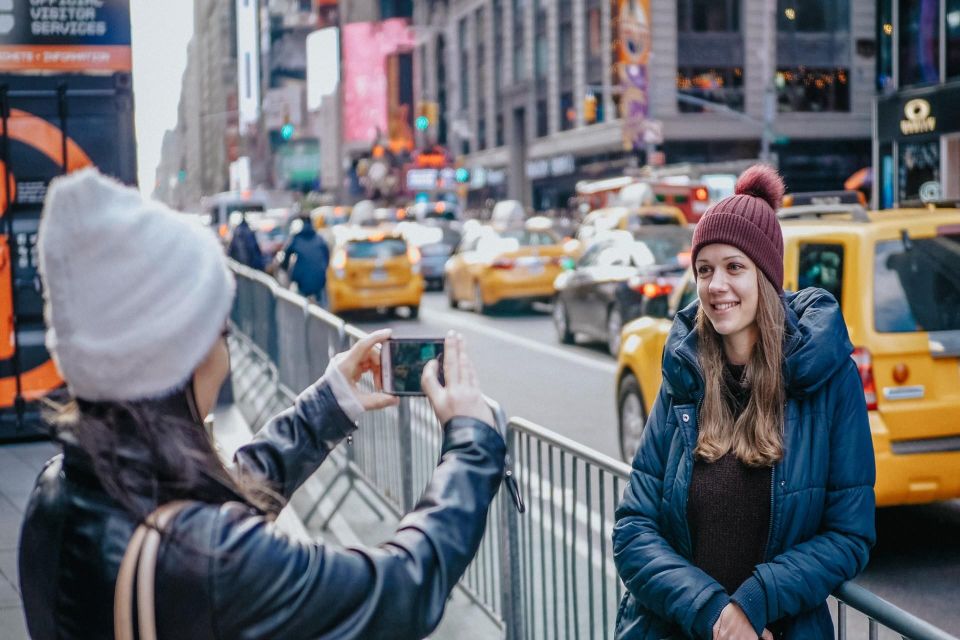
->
227, 261, 957, 640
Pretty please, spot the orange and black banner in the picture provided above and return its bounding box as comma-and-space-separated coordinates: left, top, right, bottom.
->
0, 0, 131, 73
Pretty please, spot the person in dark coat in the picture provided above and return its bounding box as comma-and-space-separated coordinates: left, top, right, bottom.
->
21, 169, 507, 640
227, 214, 265, 270
613, 165, 875, 640
281, 215, 330, 304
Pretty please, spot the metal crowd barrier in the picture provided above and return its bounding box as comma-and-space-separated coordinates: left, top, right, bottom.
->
227, 261, 957, 640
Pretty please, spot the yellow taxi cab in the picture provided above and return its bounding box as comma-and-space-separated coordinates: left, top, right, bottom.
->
572, 205, 687, 257
444, 217, 570, 313
615, 193, 960, 507
326, 230, 424, 318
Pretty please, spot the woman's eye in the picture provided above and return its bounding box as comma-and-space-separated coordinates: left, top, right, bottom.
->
697, 267, 710, 276
728, 263, 743, 272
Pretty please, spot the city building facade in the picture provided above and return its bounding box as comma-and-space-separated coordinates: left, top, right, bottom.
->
413, 0, 876, 210
874, 0, 960, 208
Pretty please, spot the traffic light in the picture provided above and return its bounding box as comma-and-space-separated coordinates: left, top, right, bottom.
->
415, 101, 440, 131
455, 167, 469, 183
280, 122, 295, 141
584, 93, 597, 124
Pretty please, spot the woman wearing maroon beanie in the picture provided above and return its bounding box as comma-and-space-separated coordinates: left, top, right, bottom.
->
613, 165, 876, 639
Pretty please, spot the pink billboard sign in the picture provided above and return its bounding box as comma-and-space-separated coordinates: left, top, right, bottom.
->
342, 19, 415, 144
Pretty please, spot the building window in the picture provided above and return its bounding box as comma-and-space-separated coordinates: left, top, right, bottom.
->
776, 67, 849, 112
677, 67, 744, 112
877, 0, 894, 92
777, 0, 848, 33
948, 0, 960, 80
537, 99, 548, 137
898, 0, 940, 87
560, 91, 575, 131
459, 18, 469, 113
535, 5, 547, 79
496, 112, 504, 146
513, 0, 525, 82
559, 20, 573, 74
476, 7, 487, 151
677, 0, 739, 32
585, 1, 605, 123
494, 0, 504, 90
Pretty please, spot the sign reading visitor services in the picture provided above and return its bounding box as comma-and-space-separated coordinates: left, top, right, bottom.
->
0, 0, 132, 72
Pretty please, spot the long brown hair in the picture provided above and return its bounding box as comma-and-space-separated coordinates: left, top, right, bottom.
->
693, 274, 785, 467
52, 387, 284, 530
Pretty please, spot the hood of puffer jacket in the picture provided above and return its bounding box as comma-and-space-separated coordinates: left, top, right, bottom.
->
661, 287, 853, 403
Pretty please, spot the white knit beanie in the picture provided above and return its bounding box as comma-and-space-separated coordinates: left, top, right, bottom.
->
37, 168, 236, 402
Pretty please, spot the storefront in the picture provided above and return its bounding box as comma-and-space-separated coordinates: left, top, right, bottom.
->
876, 82, 960, 208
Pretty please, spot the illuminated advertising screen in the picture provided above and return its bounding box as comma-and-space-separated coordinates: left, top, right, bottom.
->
0, 0, 132, 72
342, 18, 414, 144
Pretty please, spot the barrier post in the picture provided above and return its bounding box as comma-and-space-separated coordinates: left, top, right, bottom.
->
499, 427, 525, 640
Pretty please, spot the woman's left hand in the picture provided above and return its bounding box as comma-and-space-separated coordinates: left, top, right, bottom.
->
713, 602, 767, 640
332, 329, 399, 410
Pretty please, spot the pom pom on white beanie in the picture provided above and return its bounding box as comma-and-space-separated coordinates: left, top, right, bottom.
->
37, 168, 235, 402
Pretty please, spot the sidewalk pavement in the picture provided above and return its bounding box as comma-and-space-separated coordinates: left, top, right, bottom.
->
0, 406, 499, 640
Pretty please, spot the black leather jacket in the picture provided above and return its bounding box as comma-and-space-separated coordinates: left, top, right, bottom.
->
19, 382, 506, 639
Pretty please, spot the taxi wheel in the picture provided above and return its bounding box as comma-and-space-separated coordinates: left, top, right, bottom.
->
408, 305, 419, 320
618, 374, 647, 463
553, 297, 574, 344
607, 307, 623, 356
473, 283, 488, 314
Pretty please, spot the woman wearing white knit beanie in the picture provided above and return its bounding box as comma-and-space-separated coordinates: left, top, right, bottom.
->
19, 168, 508, 640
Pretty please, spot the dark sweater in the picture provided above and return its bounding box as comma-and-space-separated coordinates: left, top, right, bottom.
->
687, 363, 773, 596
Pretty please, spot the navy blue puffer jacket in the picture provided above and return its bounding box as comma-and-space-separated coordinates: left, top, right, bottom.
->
613, 288, 876, 639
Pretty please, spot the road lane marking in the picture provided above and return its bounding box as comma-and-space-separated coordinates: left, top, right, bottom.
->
422, 306, 617, 375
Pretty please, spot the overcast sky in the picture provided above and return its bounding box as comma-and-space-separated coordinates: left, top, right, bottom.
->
130, 0, 193, 195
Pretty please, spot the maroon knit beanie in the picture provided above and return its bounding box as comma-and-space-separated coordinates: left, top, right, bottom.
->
691, 165, 786, 292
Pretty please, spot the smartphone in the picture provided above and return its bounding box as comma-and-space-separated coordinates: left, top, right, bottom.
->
380, 338, 445, 396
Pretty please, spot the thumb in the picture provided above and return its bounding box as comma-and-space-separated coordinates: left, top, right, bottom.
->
421, 359, 444, 406
360, 390, 400, 410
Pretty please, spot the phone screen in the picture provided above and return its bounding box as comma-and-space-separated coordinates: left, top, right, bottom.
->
386, 339, 444, 395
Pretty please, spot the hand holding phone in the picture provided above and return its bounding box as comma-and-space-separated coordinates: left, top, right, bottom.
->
420, 332, 494, 427
331, 329, 399, 411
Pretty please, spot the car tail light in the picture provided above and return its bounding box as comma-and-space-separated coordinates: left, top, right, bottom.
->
694, 187, 709, 201
491, 257, 515, 269
331, 249, 347, 278
628, 275, 673, 298
852, 347, 878, 411
396, 208, 407, 220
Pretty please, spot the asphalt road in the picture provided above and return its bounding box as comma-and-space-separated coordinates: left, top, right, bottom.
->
349, 291, 960, 635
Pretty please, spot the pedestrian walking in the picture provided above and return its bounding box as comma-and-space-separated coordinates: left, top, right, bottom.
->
227, 213, 265, 270
281, 214, 330, 305
612, 165, 876, 640
20, 168, 507, 640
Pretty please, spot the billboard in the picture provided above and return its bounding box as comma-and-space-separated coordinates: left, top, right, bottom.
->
614, 0, 659, 150
0, 0, 132, 72
236, 0, 261, 130
341, 18, 414, 144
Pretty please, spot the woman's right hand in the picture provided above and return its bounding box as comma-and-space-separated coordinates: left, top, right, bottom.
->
712, 603, 773, 639
421, 331, 494, 427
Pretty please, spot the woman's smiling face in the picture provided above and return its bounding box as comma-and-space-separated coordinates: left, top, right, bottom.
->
695, 243, 760, 341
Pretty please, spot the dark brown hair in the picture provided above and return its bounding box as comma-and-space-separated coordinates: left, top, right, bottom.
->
52, 386, 284, 531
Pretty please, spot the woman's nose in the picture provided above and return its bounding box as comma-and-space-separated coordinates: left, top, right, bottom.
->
708, 272, 728, 293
